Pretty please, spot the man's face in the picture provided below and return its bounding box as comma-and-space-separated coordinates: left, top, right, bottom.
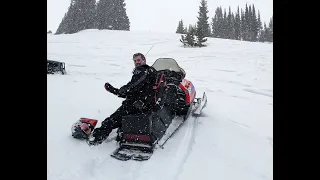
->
133, 55, 146, 67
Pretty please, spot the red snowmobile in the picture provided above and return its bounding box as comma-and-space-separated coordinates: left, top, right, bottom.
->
71, 58, 207, 161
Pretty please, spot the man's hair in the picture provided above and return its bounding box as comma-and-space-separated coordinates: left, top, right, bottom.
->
133, 53, 146, 61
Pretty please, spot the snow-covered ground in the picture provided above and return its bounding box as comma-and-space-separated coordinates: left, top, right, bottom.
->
47, 29, 273, 180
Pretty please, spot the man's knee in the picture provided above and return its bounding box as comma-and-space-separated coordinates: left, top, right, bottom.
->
101, 117, 121, 129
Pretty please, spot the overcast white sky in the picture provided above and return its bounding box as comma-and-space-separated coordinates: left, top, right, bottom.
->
47, 0, 273, 33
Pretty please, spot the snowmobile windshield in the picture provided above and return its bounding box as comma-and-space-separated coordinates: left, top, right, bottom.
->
151, 58, 186, 77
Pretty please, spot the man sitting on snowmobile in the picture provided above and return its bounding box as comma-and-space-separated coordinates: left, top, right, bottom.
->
88, 53, 157, 146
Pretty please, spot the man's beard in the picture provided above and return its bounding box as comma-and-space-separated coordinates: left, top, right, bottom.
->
135, 63, 141, 67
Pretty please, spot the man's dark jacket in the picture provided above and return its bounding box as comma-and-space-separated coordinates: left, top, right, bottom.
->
108, 64, 157, 108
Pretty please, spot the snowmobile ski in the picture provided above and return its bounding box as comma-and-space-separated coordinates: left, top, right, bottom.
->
192, 92, 207, 116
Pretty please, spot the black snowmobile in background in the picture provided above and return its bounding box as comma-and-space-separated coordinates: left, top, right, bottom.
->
47, 60, 67, 75
71, 58, 207, 161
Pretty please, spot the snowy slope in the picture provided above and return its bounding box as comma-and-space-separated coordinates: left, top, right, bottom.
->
47, 29, 273, 180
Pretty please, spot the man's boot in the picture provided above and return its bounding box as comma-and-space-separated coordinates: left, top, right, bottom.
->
87, 128, 108, 146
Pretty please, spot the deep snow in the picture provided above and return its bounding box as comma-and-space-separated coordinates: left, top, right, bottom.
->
47, 29, 273, 180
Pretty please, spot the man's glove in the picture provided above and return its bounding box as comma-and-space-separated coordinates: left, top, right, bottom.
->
104, 83, 118, 94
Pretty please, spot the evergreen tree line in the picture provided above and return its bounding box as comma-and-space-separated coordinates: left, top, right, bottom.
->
176, 1, 273, 45
55, 0, 130, 35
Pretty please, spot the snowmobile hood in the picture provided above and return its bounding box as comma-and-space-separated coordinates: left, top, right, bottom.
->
151, 58, 186, 78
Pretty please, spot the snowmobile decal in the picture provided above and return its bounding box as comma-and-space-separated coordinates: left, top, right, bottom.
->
179, 79, 196, 105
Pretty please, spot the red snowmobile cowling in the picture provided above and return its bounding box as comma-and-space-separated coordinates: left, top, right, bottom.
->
179, 79, 196, 105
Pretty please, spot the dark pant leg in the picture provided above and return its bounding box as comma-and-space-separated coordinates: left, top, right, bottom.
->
93, 100, 138, 138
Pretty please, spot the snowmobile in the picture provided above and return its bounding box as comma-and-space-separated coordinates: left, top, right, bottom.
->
71, 58, 207, 161
47, 60, 67, 75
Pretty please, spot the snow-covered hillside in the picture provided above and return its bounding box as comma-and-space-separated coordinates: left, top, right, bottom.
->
47, 29, 273, 180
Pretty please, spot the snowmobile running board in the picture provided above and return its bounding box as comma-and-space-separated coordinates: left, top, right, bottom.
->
110, 92, 207, 161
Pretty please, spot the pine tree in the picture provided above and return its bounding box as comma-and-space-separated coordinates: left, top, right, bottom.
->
208, 25, 212, 37
183, 26, 188, 34
215, 7, 224, 38
196, 0, 210, 37
248, 4, 253, 41
211, 7, 223, 38
96, 0, 109, 29
87, 0, 97, 29
55, 12, 68, 35
176, 20, 185, 34
185, 32, 196, 47
231, 12, 236, 39
258, 28, 265, 42
227, 6, 233, 39
257, 10, 263, 41
75, 0, 96, 31
55, 0, 96, 34
257, 11, 262, 32
268, 15, 273, 42
234, 6, 241, 40
55, 1, 75, 35
211, 17, 217, 37
180, 24, 196, 47
251, 4, 258, 41
257, 18, 273, 43
222, 9, 227, 38
96, 0, 130, 30
243, 4, 249, 41
195, 25, 207, 47
260, 22, 269, 42
188, 24, 197, 36
113, 0, 130, 30
180, 35, 188, 46
240, 9, 245, 40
